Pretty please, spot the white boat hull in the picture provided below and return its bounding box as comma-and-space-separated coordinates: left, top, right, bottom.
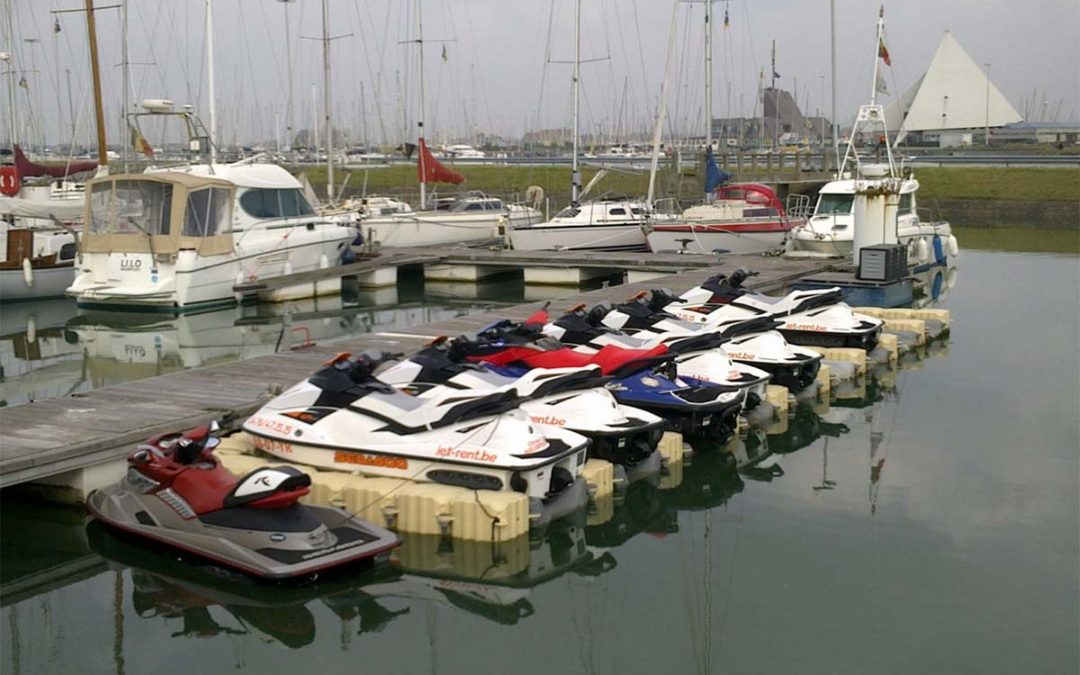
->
68, 233, 354, 310
509, 223, 647, 252
646, 223, 795, 255
360, 207, 540, 247
0, 264, 76, 302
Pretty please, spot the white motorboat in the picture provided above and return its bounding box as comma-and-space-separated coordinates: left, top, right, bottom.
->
788, 9, 958, 268
508, 198, 653, 252
789, 168, 958, 267
66, 163, 358, 311
353, 192, 541, 247
443, 144, 486, 159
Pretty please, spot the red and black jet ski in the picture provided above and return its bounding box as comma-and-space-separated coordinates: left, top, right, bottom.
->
87, 423, 401, 580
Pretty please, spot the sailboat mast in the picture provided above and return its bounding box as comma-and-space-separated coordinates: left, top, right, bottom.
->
570, 0, 581, 207
416, 0, 427, 210
704, 0, 712, 153
280, 0, 294, 153
85, 0, 108, 166
322, 0, 333, 204
647, 0, 680, 205
829, 0, 838, 168
206, 0, 217, 163
3, 2, 16, 150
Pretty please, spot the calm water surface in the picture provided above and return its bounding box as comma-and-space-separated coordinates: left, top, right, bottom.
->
1, 235, 1077, 675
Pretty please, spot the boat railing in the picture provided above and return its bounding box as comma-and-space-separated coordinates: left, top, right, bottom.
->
786, 194, 813, 219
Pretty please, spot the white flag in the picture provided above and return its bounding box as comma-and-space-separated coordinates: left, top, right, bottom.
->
875, 70, 889, 96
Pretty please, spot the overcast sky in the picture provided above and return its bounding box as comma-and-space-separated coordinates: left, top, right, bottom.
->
3, 0, 1078, 148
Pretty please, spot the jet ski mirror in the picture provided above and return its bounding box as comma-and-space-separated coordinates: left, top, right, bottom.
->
425, 335, 450, 348
323, 352, 353, 367
567, 302, 588, 314
627, 290, 649, 302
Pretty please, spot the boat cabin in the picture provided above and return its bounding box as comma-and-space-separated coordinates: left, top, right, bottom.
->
82, 172, 234, 256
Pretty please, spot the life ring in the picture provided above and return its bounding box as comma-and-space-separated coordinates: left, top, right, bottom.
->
0, 166, 20, 196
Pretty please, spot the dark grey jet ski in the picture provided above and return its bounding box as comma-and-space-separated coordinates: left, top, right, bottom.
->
87, 423, 400, 580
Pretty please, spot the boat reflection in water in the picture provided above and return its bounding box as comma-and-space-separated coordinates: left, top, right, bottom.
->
86, 522, 407, 651
0, 298, 83, 406
62, 291, 492, 392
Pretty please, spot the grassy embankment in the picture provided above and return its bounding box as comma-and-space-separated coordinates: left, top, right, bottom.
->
300, 163, 1079, 208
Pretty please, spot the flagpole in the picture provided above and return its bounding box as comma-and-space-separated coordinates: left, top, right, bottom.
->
869, 5, 883, 107
830, 0, 838, 172
206, 0, 217, 164
770, 39, 777, 150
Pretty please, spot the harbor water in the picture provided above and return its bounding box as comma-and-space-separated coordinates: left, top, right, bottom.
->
1, 227, 1077, 675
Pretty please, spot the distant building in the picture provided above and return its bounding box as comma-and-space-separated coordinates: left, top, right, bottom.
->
522, 128, 574, 147
710, 88, 833, 148
884, 31, 1022, 146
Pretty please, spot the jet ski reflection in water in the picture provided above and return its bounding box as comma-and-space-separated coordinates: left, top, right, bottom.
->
657, 268, 884, 351
453, 314, 745, 443
374, 337, 666, 484
243, 352, 592, 528
87, 523, 408, 650
87, 423, 400, 580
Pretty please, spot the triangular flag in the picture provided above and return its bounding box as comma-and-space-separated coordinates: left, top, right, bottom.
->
417, 138, 464, 185
878, 37, 891, 66
441, 44, 448, 63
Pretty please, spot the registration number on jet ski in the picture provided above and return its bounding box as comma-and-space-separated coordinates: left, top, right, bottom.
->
252, 436, 294, 454
333, 451, 409, 470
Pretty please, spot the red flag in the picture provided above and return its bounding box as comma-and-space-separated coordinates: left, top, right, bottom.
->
878, 38, 891, 66
130, 125, 155, 158
417, 138, 464, 185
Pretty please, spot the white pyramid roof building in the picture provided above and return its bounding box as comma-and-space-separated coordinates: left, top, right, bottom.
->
885, 31, 1022, 143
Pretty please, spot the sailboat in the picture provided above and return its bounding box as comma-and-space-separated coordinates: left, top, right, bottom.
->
0, 1, 103, 302
507, 0, 656, 253
341, 0, 539, 248
788, 6, 958, 267
644, 3, 808, 255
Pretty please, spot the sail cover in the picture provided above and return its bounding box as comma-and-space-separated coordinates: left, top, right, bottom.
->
417, 138, 464, 185
14, 146, 98, 178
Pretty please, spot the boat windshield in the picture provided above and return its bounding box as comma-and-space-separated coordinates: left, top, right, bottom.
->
89, 179, 173, 235
815, 193, 854, 216
238, 188, 316, 220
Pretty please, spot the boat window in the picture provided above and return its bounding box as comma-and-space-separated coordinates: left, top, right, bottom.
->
631, 207, 644, 215
815, 193, 854, 215
899, 192, 914, 214
464, 202, 486, 211
89, 180, 172, 236
238, 188, 315, 219
184, 188, 231, 237
608, 207, 627, 216
743, 207, 780, 218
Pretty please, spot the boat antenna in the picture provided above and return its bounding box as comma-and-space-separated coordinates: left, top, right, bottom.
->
206, 0, 216, 165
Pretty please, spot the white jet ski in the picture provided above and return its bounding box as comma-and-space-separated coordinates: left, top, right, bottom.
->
242, 352, 592, 527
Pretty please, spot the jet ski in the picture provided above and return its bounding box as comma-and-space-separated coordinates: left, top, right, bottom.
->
540, 303, 771, 409
657, 268, 884, 351
242, 352, 592, 527
453, 318, 745, 442
375, 338, 665, 482
86, 423, 401, 580
597, 293, 823, 392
